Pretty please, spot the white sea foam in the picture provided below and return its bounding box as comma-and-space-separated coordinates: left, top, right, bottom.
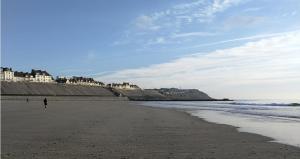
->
190, 110, 300, 147
142, 100, 300, 147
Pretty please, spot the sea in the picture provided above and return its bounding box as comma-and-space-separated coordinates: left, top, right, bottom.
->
141, 99, 300, 147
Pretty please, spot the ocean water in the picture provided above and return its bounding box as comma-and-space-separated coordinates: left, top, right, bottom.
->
141, 99, 300, 147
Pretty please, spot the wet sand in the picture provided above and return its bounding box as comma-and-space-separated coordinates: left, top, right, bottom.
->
2, 98, 300, 158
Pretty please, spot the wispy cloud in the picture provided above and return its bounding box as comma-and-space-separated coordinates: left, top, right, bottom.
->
186, 30, 299, 49
98, 30, 300, 99
243, 7, 262, 12
114, 0, 244, 46
146, 37, 166, 45
87, 71, 116, 77
171, 32, 216, 38
135, 15, 161, 31
291, 11, 298, 16
87, 51, 96, 61
202, 0, 242, 17
60, 68, 93, 76
281, 10, 298, 17
173, 0, 206, 10
133, 0, 243, 30
224, 16, 265, 29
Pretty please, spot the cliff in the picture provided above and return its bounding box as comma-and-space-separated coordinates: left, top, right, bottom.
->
111, 88, 213, 101
110, 88, 167, 100
153, 88, 213, 100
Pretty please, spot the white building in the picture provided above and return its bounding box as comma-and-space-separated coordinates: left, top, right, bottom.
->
1, 67, 106, 86
31, 69, 54, 83
13, 71, 34, 82
1, 67, 55, 83
107, 82, 140, 90
58, 76, 104, 86
0, 67, 14, 81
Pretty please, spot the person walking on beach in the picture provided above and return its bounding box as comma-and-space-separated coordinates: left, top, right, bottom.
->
43, 98, 48, 110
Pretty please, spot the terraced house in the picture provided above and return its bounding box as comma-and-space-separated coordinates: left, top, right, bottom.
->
107, 82, 140, 90
31, 69, 54, 83
0, 67, 54, 83
0, 67, 14, 81
56, 76, 105, 86
13, 71, 34, 82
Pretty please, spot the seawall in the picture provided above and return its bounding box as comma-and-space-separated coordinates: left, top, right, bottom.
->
1, 82, 215, 101
1, 82, 116, 97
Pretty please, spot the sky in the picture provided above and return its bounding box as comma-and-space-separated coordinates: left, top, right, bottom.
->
2, 0, 300, 99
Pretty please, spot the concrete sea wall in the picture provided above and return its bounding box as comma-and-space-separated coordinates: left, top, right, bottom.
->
1, 96, 128, 101
1, 82, 214, 101
1, 82, 116, 97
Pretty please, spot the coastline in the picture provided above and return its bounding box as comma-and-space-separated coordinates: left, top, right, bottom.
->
141, 100, 300, 148
2, 97, 300, 158
1, 81, 219, 101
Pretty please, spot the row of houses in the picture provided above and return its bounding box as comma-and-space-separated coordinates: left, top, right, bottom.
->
56, 77, 139, 89
107, 82, 140, 90
56, 76, 105, 86
1, 67, 140, 90
1, 67, 54, 83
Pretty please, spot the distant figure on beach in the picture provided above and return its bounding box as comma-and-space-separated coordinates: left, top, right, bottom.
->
43, 98, 48, 110
26, 98, 29, 103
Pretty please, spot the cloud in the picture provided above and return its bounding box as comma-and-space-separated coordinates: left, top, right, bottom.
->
186, 30, 296, 49
144, 31, 216, 46
171, 32, 216, 38
97, 30, 300, 99
131, 0, 233, 35
224, 16, 265, 29
203, 0, 242, 17
87, 71, 116, 77
281, 11, 298, 17
145, 37, 167, 45
291, 11, 298, 16
135, 15, 160, 31
59, 68, 93, 76
243, 7, 262, 12
173, 0, 205, 10
114, 0, 244, 46
142, 0, 243, 29
82, 50, 100, 63
86, 51, 97, 62
154, 37, 166, 44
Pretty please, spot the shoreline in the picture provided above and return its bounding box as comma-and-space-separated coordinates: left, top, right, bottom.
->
2, 98, 300, 158
139, 104, 297, 147
141, 101, 300, 148
185, 110, 300, 148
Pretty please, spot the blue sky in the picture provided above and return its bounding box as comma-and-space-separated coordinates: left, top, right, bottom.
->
2, 0, 300, 99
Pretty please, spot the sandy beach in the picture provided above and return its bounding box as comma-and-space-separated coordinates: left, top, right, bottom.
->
2, 98, 300, 159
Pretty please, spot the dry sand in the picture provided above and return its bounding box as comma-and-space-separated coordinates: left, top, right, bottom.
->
2, 98, 300, 159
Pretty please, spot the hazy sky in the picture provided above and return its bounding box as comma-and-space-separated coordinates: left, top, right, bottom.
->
2, 0, 300, 99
